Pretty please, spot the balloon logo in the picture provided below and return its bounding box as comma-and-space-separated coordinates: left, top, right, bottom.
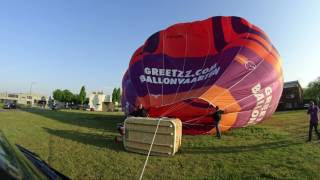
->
245, 61, 256, 71
122, 16, 283, 135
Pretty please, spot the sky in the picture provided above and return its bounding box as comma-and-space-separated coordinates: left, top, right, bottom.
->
0, 0, 319, 96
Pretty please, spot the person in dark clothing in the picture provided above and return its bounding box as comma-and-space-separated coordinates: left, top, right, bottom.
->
130, 104, 148, 117
116, 104, 148, 143
212, 106, 224, 139
307, 101, 320, 142
136, 104, 148, 117
115, 122, 125, 143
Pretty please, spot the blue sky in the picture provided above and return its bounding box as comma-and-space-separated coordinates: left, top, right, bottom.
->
0, 0, 319, 96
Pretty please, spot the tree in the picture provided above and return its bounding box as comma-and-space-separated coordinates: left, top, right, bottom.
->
304, 77, 320, 104
112, 87, 121, 104
53, 89, 63, 102
48, 96, 53, 107
112, 88, 117, 103
118, 88, 122, 104
116, 88, 121, 104
72, 94, 80, 104
84, 97, 89, 104
79, 86, 86, 105
62, 89, 73, 103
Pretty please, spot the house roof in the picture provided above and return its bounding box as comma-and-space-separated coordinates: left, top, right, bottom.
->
284, 80, 301, 89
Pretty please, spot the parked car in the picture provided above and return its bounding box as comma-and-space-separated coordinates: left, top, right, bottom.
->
0, 131, 69, 179
69, 104, 80, 110
3, 102, 16, 109
82, 104, 90, 111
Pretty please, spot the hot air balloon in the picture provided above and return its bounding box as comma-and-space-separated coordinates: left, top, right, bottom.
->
122, 16, 283, 135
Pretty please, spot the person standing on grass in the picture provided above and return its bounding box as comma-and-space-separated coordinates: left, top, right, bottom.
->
307, 101, 320, 142
212, 106, 224, 139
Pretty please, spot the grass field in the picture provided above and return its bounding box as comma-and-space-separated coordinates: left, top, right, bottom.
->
0, 109, 319, 179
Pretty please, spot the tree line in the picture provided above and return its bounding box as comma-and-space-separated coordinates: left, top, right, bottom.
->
53, 86, 122, 106
304, 77, 320, 104
53, 86, 88, 105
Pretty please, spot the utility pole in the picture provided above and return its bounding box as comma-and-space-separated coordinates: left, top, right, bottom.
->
29, 82, 35, 107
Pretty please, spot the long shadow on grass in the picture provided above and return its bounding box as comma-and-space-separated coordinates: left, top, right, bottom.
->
22, 108, 125, 132
43, 127, 122, 150
181, 140, 304, 154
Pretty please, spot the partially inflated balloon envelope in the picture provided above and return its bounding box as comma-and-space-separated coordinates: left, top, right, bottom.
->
122, 16, 283, 135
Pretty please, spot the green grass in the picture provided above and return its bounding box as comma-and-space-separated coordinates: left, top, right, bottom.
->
0, 109, 319, 179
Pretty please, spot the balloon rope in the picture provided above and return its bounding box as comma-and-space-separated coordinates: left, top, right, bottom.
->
199, 108, 268, 134
188, 50, 268, 124
158, 21, 255, 118
182, 57, 264, 126
161, 32, 166, 106
184, 52, 272, 126
158, 24, 221, 120
159, 101, 185, 117
171, 31, 188, 104
161, 53, 259, 126
163, 20, 231, 116
223, 80, 277, 110
160, 26, 212, 116
139, 118, 161, 180
179, 58, 264, 125
188, 24, 253, 113
180, 26, 211, 100
141, 49, 152, 108
157, 31, 188, 117
210, 55, 265, 107
208, 24, 270, 108
172, 26, 213, 116
160, 22, 269, 129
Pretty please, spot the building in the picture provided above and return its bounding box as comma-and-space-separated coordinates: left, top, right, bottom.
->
277, 81, 304, 110
88, 91, 112, 111
0, 92, 48, 106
